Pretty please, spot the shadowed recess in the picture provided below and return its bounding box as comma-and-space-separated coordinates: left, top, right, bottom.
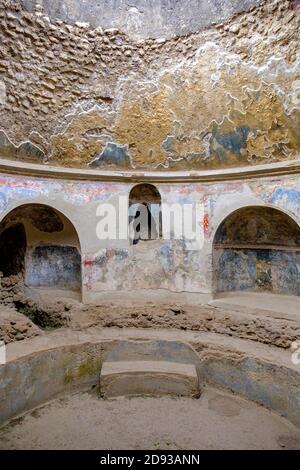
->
213, 206, 300, 296
0, 204, 81, 293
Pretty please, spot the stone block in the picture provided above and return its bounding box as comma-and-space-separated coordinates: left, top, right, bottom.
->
100, 360, 200, 398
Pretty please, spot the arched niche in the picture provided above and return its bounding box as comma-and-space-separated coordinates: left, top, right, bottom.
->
129, 184, 162, 245
213, 206, 300, 296
0, 204, 82, 294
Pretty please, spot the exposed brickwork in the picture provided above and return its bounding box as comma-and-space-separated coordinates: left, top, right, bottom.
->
0, 0, 299, 169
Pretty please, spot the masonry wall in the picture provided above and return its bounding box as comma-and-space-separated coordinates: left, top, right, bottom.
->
20, 0, 263, 39
0, 203, 81, 291
0, 0, 299, 302
213, 206, 300, 295
0, 172, 299, 302
214, 248, 300, 295
0, 0, 299, 172
24, 215, 81, 290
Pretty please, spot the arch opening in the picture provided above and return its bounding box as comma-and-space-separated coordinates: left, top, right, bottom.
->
0, 204, 81, 294
213, 206, 300, 297
0, 223, 26, 277
129, 184, 162, 245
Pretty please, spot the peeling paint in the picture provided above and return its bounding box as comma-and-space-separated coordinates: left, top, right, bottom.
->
0, 130, 45, 162
89, 142, 131, 168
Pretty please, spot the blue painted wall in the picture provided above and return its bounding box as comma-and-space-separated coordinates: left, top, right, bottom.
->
215, 248, 300, 296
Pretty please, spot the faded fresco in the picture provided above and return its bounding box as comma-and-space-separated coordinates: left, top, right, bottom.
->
0, 172, 299, 295
0, 0, 299, 170
214, 206, 300, 246
25, 245, 81, 289
0, 199, 82, 291
213, 206, 300, 295
83, 240, 206, 294
214, 249, 300, 295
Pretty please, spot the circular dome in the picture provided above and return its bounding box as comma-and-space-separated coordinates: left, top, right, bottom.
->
21, 0, 262, 39
0, 0, 299, 173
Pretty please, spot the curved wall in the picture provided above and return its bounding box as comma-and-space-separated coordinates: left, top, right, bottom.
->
0, 204, 81, 291
0, 0, 299, 171
20, 0, 263, 39
0, 170, 299, 302
0, 0, 299, 302
213, 206, 300, 295
1, 332, 299, 427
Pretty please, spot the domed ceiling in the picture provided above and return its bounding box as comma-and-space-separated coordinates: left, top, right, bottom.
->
0, 0, 299, 171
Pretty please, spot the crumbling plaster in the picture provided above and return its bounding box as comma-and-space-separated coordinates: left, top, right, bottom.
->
0, 203, 82, 291
0, 0, 299, 171
0, 172, 299, 302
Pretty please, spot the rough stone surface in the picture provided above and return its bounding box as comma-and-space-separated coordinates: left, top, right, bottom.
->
0, 273, 72, 335
68, 302, 300, 350
0, 0, 299, 170
1, 277, 299, 349
0, 273, 25, 309
0, 81, 6, 105
0, 305, 41, 343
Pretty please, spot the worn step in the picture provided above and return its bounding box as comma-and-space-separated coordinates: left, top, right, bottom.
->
100, 360, 200, 398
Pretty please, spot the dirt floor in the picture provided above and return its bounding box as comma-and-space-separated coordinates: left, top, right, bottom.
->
1, 286, 299, 450
1, 387, 299, 450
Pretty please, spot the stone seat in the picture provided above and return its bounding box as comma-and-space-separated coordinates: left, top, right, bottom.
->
100, 360, 200, 398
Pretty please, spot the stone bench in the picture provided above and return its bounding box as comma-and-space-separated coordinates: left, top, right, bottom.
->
100, 360, 200, 398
